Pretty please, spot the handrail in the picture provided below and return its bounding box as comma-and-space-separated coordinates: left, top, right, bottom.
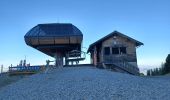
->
113, 61, 139, 75
103, 55, 139, 75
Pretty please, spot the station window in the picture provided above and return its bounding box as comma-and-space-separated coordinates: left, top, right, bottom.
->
112, 47, 119, 54
104, 47, 110, 55
120, 47, 126, 54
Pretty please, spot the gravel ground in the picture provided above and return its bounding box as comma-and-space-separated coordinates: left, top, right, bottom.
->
0, 66, 170, 100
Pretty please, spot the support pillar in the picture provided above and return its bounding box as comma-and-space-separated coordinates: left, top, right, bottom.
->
55, 52, 63, 68
93, 46, 97, 66
65, 54, 69, 65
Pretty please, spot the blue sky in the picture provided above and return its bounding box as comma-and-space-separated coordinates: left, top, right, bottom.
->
0, 0, 170, 72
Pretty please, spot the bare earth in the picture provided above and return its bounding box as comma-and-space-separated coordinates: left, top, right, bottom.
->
0, 66, 170, 100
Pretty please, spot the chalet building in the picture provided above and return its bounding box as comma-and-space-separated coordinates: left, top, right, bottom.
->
87, 31, 143, 75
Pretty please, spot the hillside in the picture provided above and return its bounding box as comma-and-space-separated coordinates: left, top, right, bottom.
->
0, 73, 26, 89
0, 66, 170, 100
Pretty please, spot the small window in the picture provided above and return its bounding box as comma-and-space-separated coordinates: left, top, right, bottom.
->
120, 47, 126, 54
104, 47, 110, 55
112, 47, 119, 54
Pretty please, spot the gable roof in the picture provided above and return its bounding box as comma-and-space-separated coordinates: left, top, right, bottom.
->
87, 31, 143, 53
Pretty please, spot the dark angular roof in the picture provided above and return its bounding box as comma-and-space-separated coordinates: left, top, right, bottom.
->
87, 31, 144, 52
25, 23, 83, 37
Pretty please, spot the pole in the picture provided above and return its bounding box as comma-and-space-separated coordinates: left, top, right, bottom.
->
1, 65, 2, 73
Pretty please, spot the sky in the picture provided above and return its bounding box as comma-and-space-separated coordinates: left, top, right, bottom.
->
0, 0, 170, 72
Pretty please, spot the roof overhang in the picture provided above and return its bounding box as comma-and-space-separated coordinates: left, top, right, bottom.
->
87, 31, 144, 53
